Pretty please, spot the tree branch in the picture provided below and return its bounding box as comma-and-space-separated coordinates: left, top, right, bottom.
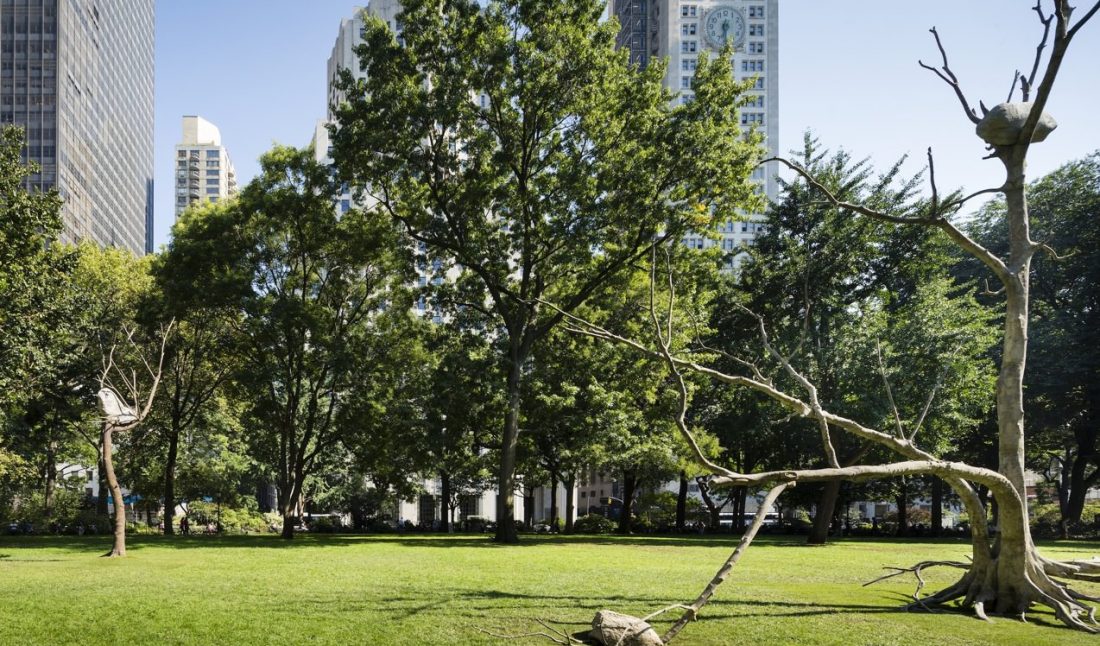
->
918, 27, 981, 124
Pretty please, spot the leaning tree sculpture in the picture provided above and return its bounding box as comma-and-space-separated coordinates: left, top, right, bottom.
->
96, 323, 173, 557
508, 2, 1100, 644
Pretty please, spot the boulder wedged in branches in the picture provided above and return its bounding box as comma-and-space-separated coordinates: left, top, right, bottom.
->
976, 102, 1057, 145
589, 610, 664, 646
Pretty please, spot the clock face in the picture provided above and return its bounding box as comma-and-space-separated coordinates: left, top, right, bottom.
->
703, 6, 746, 50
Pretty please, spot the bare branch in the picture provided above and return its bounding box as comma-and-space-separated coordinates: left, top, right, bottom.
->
981, 278, 1006, 297
738, 304, 840, 468
875, 341, 906, 439
763, 155, 1011, 283
1025, 2, 1055, 100
918, 27, 981, 124
663, 483, 791, 643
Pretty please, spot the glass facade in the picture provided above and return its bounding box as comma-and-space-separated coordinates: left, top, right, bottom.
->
0, 0, 154, 254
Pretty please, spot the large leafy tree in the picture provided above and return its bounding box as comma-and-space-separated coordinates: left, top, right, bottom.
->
331, 0, 762, 541
0, 125, 69, 407
160, 145, 411, 539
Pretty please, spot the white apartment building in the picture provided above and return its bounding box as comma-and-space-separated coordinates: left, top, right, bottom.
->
615, 0, 779, 265
174, 115, 238, 218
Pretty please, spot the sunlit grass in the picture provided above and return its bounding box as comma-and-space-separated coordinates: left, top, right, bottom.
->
1, 533, 1097, 645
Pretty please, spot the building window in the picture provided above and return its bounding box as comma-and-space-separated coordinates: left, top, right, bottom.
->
746, 95, 764, 108
206, 149, 219, 158
682, 58, 697, 72
681, 76, 692, 89
740, 112, 764, 125
748, 5, 765, 18
681, 23, 697, 36
177, 150, 186, 158
753, 77, 765, 89
681, 41, 697, 54
681, 5, 697, 17
749, 24, 765, 37
748, 42, 765, 54
741, 60, 764, 72
206, 187, 220, 194
206, 161, 219, 168
206, 169, 219, 176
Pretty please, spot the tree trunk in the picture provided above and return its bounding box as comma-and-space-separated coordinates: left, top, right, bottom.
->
101, 425, 127, 557
807, 481, 841, 545
440, 471, 451, 533
735, 486, 748, 532
549, 473, 559, 531
1063, 446, 1094, 524
281, 513, 295, 540
931, 476, 944, 537
675, 471, 688, 532
96, 453, 109, 516
697, 478, 721, 529
43, 440, 56, 520
564, 473, 576, 534
617, 470, 637, 534
895, 479, 910, 537
494, 348, 525, 543
522, 483, 534, 531
163, 429, 179, 535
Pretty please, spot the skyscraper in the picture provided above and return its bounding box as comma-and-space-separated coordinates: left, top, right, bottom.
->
614, 0, 779, 263
174, 115, 237, 218
0, 0, 154, 254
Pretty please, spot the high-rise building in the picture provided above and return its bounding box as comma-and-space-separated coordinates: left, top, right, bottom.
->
614, 0, 779, 263
173, 115, 237, 218
0, 0, 155, 254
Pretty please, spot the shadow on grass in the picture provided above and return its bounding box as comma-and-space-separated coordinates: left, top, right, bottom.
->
2, 533, 1086, 556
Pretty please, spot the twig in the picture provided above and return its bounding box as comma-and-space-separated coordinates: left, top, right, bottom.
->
875, 340, 906, 439
918, 27, 981, 124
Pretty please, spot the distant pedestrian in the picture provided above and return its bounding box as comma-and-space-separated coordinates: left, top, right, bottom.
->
180, 515, 190, 535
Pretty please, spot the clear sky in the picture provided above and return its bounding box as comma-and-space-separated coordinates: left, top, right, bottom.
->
151, 1, 1100, 249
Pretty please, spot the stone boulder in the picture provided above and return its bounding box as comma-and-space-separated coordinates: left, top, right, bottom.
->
589, 610, 664, 646
975, 102, 1057, 146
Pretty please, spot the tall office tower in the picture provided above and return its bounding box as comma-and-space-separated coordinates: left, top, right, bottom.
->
173, 115, 237, 218
614, 0, 778, 265
0, 0, 155, 254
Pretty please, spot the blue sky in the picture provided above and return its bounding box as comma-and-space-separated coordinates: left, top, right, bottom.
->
152, 1, 1100, 249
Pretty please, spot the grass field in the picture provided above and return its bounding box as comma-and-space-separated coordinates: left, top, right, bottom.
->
1, 533, 1098, 645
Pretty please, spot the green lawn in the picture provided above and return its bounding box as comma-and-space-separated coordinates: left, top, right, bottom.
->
0, 533, 1097, 645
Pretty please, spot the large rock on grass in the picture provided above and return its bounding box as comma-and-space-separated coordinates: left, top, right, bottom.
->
589, 610, 664, 646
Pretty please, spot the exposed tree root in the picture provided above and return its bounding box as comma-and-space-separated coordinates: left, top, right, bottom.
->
869, 552, 1100, 632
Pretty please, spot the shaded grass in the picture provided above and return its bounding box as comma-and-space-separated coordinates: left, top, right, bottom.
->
0, 533, 1098, 645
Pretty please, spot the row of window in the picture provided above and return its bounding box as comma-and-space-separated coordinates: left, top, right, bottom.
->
680, 4, 766, 19
177, 149, 220, 158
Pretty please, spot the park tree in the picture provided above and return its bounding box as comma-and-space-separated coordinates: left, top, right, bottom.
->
160, 145, 412, 539
331, 0, 763, 542
556, 3, 1100, 641
0, 125, 69, 407
147, 233, 240, 535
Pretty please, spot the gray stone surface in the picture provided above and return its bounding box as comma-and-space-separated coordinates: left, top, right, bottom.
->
590, 610, 664, 646
976, 102, 1058, 146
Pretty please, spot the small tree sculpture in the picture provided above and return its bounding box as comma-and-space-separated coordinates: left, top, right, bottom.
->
96, 323, 173, 557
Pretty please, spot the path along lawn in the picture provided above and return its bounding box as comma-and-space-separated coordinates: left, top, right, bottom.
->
1, 533, 1098, 645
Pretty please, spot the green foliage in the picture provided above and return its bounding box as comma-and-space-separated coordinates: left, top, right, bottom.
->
572, 513, 615, 534
161, 145, 412, 532
0, 126, 69, 406
333, 0, 764, 538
